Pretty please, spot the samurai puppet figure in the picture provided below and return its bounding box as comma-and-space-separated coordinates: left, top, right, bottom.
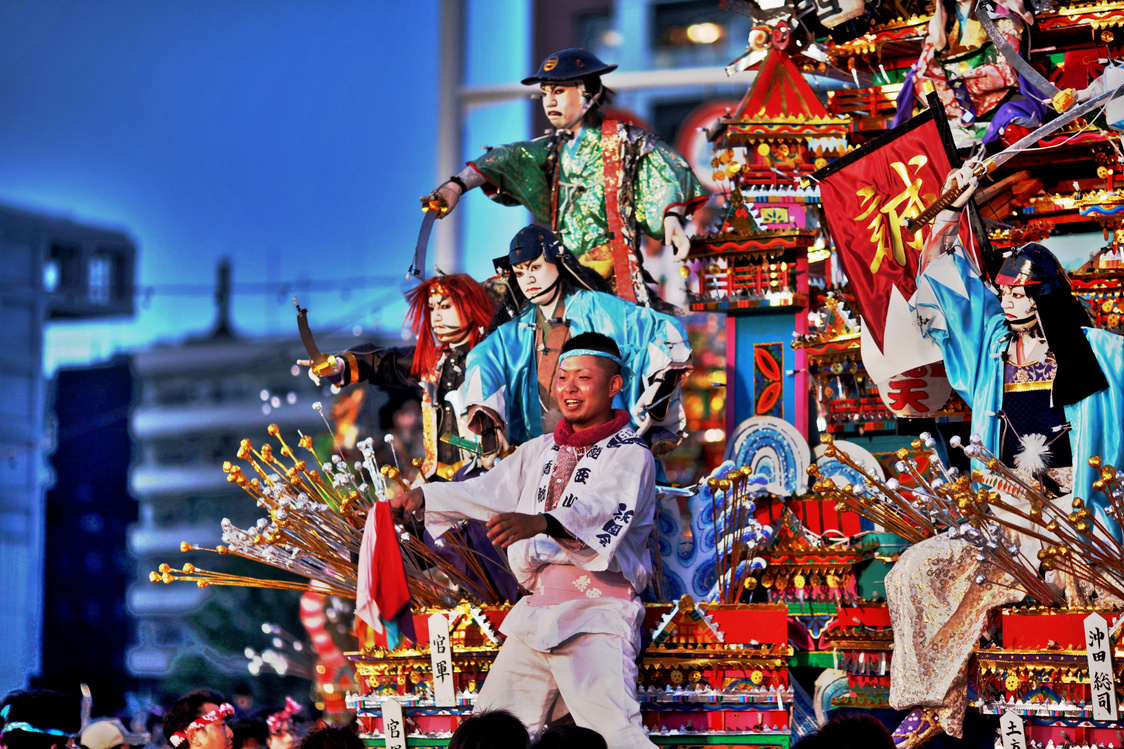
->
885, 165, 1124, 747
896, 0, 1038, 145
454, 225, 692, 455
422, 48, 707, 306
304, 274, 494, 480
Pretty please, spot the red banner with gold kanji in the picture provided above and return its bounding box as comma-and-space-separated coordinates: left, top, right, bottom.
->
816, 112, 953, 352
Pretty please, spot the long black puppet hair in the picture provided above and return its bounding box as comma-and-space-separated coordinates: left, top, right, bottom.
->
486, 246, 611, 334
997, 242, 1107, 406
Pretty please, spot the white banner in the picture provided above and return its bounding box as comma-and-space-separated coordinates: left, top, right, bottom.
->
428, 612, 456, 707
1084, 612, 1118, 721
998, 710, 1025, 749
380, 698, 406, 749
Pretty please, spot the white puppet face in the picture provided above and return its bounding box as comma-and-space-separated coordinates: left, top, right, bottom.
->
1000, 285, 1038, 330
428, 293, 469, 345
512, 256, 561, 306
541, 83, 584, 130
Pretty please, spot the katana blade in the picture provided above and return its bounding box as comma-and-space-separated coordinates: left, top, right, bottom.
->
975, 1, 1075, 112
408, 208, 439, 280
991, 86, 1118, 169
905, 86, 1120, 230
293, 297, 335, 375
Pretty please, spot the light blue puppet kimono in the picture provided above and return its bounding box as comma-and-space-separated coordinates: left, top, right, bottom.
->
913, 240, 1124, 537
885, 237, 1124, 741
450, 225, 692, 448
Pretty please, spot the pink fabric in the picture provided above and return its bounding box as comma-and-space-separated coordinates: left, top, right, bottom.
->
554, 409, 631, 447
543, 440, 586, 552
530, 565, 634, 605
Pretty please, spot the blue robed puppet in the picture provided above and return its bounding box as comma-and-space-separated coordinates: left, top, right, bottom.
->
450, 226, 692, 452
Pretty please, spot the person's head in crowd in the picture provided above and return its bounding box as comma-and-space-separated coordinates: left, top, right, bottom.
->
230, 686, 253, 717
226, 719, 267, 749
144, 711, 164, 749
79, 720, 150, 749
791, 735, 830, 749
0, 690, 79, 749
448, 711, 529, 749
815, 714, 894, 749
531, 724, 606, 749
163, 691, 233, 749
290, 727, 361, 749
263, 698, 301, 749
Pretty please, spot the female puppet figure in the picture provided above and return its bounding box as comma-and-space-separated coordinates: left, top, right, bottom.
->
454, 225, 692, 456
884, 166, 1124, 747
896, 0, 1037, 143
304, 274, 494, 481
422, 48, 706, 306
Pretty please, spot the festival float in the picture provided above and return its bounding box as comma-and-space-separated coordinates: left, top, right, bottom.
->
149, 0, 1124, 745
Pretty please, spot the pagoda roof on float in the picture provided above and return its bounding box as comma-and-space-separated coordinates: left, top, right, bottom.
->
716, 46, 852, 142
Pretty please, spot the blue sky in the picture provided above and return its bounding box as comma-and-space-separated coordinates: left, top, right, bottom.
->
0, 0, 467, 370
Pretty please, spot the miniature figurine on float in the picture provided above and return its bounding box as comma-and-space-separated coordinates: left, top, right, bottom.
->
299, 274, 494, 481
885, 162, 1124, 746
420, 48, 707, 305
392, 332, 659, 749
457, 224, 692, 454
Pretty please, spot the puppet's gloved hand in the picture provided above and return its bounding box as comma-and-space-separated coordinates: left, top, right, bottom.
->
419, 168, 485, 218
420, 182, 462, 216
931, 159, 983, 232
944, 159, 983, 208
1076, 73, 1106, 103
664, 214, 692, 261
296, 357, 344, 386
921, 160, 983, 269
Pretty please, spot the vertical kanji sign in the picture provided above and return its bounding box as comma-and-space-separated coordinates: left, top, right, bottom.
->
1084, 612, 1118, 721
380, 697, 406, 749
998, 711, 1024, 749
428, 612, 456, 707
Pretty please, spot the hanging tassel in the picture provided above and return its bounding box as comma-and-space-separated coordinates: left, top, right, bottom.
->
1014, 432, 1051, 476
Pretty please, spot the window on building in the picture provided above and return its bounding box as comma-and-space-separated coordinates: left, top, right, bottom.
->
653, 1, 728, 48
652, 97, 708, 145
89, 253, 112, 303
651, 0, 751, 68
43, 261, 59, 293
91, 245, 132, 304
47, 242, 82, 294
577, 11, 620, 62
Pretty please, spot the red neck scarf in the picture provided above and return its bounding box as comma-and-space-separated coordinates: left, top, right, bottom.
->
553, 409, 631, 448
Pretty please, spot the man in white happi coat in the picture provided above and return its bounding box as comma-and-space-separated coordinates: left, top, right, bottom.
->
392, 331, 659, 748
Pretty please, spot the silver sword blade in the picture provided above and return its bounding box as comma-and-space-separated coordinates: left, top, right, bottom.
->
989, 86, 1119, 170
408, 209, 438, 280
975, 1, 1064, 103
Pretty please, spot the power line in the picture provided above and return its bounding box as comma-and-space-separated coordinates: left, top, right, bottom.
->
0, 274, 411, 301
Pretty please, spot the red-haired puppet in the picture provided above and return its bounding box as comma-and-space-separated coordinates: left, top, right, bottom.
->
303, 274, 494, 480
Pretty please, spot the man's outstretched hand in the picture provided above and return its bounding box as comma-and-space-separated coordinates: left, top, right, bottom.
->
486, 513, 547, 548
390, 487, 425, 524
